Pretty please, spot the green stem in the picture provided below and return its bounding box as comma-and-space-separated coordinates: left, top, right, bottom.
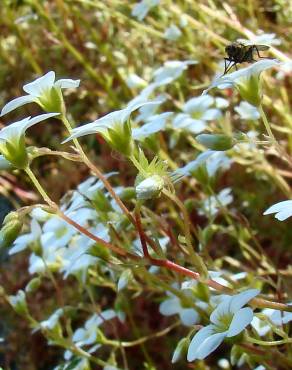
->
162, 189, 208, 278
102, 322, 179, 347
259, 104, 292, 167
25, 165, 136, 259
25, 167, 56, 208
61, 114, 135, 224
246, 335, 292, 346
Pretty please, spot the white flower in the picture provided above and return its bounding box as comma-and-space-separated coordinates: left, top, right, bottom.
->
8, 290, 28, 315
215, 97, 229, 109
251, 307, 292, 336
9, 218, 41, 255
126, 73, 147, 89
42, 216, 77, 249
153, 60, 197, 86
199, 188, 233, 217
164, 24, 182, 41
264, 200, 292, 221
72, 310, 117, 347
1, 71, 80, 116
203, 59, 281, 95
131, 0, 160, 21
173, 94, 222, 134
234, 101, 260, 120
159, 291, 199, 326
132, 112, 172, 140
39, 308, 64, 330
62, 98, 160, 143
0, 113, 59, 168
187, 289, 260, 361
135, 94, 166, 122
174, 151, 231, 180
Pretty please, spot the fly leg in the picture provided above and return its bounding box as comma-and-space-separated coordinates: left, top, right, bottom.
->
223, 58, 234, 75
254, 45, 272, 60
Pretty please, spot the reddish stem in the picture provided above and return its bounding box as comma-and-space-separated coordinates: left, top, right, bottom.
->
135, 207, 150, 258
59, 211, 139, 260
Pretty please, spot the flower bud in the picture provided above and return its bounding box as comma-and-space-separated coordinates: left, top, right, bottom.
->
135, 175, 164, 200
92, 190, 112, 212
235, 74, 261, 107
0, 155, 13, 170
0, 212, 23, 249
118, 187, 136, 201
106, 120, 134, 157
25, 277, 42, 293
196, 134, 235, 151
37, 86, 64, 113
172, 337, 190, 363
8, 290, 28, 316
0, 135, 28, 169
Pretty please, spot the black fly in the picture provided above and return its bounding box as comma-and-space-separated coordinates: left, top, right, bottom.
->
223, 42, 270, 75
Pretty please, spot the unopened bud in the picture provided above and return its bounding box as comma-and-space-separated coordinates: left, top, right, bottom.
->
0, 212, 23, 249
136, 175, 164, 200
196, 134, 235, 151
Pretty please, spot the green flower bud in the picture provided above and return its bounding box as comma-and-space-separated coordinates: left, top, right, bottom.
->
0, 114, 59, 169
196, 133, 235, 151
172, 337, 190, 363
135, 174, 164, 200
8, 290, 28, 316
92, 190, 112, 213
0, 212, 23, 249
106, 120, 134, 157
37, 86, 64, 113
88, 242, 110, 260
25, 277, 42, 293
118, 187, 136, 201
0, 135, 28, 169
235, 74, 261, 107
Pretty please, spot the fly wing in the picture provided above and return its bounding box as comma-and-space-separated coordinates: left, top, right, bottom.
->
253, 44, 270, 51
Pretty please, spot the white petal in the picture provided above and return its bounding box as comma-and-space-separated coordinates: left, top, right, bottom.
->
121, 99, 162, 122
132, 112, 171, 140
275, 208, 292, 221
23, 71, 55, 96
1, 95, 36, 116
0, 155, 13, 170
229, 289, 260, 312
97, 309, 116, 324
196, 332, 226, 360
187, 325, 215, 361
263, 200, 292, 215
201, 108, 222, 121
183, 95, 214, 113
283, 312, 292, 324
62, 122, 107, 143
55, 78, 80, 89
187, 325, 226, 361
24, 112, 60, 131
180, 308, 199, 326
227, 307, 254, 337
159, 298, 181, 316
